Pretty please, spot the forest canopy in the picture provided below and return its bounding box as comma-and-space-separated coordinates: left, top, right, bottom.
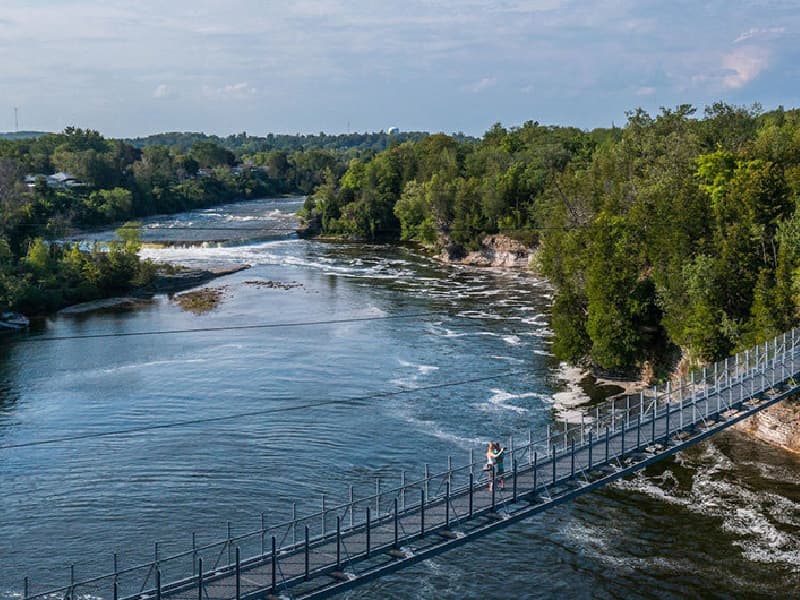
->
301, 104, 800, 373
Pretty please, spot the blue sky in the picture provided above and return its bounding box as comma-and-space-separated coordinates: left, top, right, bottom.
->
1, 0, 799, 137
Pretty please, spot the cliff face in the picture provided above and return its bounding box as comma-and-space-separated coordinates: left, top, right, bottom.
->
440, 235, 536, 269
735, 398, 800, 454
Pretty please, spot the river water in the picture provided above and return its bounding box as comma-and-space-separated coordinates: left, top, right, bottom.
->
1, 197, 799, 599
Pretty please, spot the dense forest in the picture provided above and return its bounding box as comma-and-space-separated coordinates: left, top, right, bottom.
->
0, 127, 354, 313
123, 130, 455, 154
302, 104, 800, 374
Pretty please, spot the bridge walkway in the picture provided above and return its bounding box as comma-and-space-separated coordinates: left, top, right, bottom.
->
20, 330, 800, 600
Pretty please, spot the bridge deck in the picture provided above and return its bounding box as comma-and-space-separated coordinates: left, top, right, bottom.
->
22, 331, 800, 600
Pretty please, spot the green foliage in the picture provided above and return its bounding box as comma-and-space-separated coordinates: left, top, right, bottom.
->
299, 103, 800, 372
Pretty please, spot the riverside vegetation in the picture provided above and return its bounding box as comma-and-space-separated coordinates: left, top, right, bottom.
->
0, 128, 407, 314
301, 104, 800, 374
3, 104, 800, 379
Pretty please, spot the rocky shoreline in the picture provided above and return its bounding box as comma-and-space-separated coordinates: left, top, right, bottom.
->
438, 234, 537, 268
735, 400, 800, 454
556, 362, 800, 453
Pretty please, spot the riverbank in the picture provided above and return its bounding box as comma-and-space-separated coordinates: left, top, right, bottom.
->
57, 264, 250, 315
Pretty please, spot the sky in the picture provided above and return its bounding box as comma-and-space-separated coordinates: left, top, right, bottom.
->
1, 0, 799, 137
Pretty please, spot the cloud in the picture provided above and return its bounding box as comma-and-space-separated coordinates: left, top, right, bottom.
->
153, 84, 170, 98
722, 46, 770, 89
635, 86, 656, 96
734, 26, 785, 43
465, 77, 497, 93
201, 82, 257, 98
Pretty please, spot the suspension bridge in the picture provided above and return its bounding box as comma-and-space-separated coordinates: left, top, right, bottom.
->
18, 328, 800, 600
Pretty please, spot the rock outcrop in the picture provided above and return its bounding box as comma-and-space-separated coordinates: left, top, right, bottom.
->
736, 399, 800, 454
440, 235, 536, 269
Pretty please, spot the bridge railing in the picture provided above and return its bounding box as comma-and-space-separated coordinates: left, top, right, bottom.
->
19, 327, 800, 600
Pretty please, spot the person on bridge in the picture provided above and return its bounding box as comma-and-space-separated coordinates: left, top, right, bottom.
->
486, 442, 506, 492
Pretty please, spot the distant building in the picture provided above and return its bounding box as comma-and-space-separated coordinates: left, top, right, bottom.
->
24, 172, 88, 190
47, 172, 88, 189
387, 127, 400, 136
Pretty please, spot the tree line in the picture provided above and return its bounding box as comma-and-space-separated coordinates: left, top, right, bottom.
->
0, 127, 356, 313
303, 104, 800, 374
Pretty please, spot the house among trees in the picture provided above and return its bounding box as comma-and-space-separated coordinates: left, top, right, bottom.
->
24, 172, 89, 190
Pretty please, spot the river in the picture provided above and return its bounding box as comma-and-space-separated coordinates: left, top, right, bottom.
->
1, 197, 799, 599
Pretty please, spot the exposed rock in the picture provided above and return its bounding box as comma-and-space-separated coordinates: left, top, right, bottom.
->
149, 264, 250, 293
244, 280, 303, 290
439, 235, 536, 269
58, 297, 154, 315
173, 287, 226, 314
735, 398, 800, 454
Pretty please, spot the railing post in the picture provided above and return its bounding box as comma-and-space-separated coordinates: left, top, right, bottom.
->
271, 537, 277, 594
703, 367, 709, 419
546, 424, 551, 455
512, 459, 518, 502
528, 429, 533, 464
226, 522, 231, 565
448, 456, 453, 491
605, 427, 609, 462
420, 490, 426, 538
782, 332, 786, 381
621, 419, 625, 456
581, 413, 585, 444
570, 441, 575, 479
611, 399, 616, 432
365, 508, 371, 559
691, 372, 696, 425
651, 397, 656, 443
198, 557, 204, 600
469, 471, 474, 516
394, 497, 399, 548
113, 552, 118, 600
551, 444, 557, 484
627, 396, 631, 428
636, 412, 641, 450
336, 516, 341, 569
235, 547, 241, 600
665, 390, 671, 444
425, 463, 430, 500
469, 449, 474, 476
304, 525, 310, 580
156, 568, 161, 600
293, 503, 298, 545
679, 377, 684, 431
653, 383, 658, 418
401, 470, 406, 510
587, 432, 593, 469
446, 481, 451, 527
533, 452, 538, 492
774, 337, 778, 386
23, 577, 28, 600
348, 488, 354, 529
492, 465, 497, 510
260, 514, 265, 557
